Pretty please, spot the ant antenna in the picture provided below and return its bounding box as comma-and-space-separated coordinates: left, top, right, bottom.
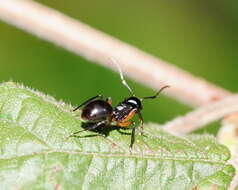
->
109, 58, 135, 96
141, 85, 170, 100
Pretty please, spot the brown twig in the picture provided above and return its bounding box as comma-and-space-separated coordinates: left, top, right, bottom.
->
0, 0, 231, 107
164, 94, 238, 135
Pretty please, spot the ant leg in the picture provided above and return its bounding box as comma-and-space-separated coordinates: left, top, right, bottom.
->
130, 126, 136, 150
73, 94, 103, 111
67, 120, 108, 138
106, 97, 112, 105
116, 120, 136, 150
137, 111, 144, 135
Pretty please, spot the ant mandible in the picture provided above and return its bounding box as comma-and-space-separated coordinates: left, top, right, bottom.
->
71, 59, 169, 149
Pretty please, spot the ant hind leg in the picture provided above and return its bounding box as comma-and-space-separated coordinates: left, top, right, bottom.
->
67, 120, 108, 139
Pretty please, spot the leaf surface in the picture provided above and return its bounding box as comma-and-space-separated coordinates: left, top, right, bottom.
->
0, 82, 235, 190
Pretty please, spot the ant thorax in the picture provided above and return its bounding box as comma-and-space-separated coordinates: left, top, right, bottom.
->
113, 100, 138, 122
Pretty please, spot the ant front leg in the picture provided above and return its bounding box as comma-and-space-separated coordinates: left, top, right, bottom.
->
137, 110, 144, 135
73, 94, 103, 111
116, 121, 136, 150
130, 126, 136, 151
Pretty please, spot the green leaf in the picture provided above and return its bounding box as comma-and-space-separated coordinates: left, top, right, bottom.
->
0, 82, 235, 190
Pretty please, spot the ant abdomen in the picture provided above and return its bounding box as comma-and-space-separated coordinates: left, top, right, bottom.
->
81, 100, 113, 122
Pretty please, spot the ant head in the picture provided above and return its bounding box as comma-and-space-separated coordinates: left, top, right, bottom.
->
125, 96, 142, 110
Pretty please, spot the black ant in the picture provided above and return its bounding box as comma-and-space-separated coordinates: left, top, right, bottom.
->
71, 60, 169, 149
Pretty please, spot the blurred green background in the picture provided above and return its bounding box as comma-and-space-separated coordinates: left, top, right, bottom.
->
0, 0, 237, 133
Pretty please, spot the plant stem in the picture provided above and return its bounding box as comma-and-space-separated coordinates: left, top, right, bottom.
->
163, 94, 238, 135
0, 0, 231, 107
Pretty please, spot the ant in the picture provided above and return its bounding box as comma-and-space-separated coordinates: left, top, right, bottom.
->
71, 60, 169, 149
